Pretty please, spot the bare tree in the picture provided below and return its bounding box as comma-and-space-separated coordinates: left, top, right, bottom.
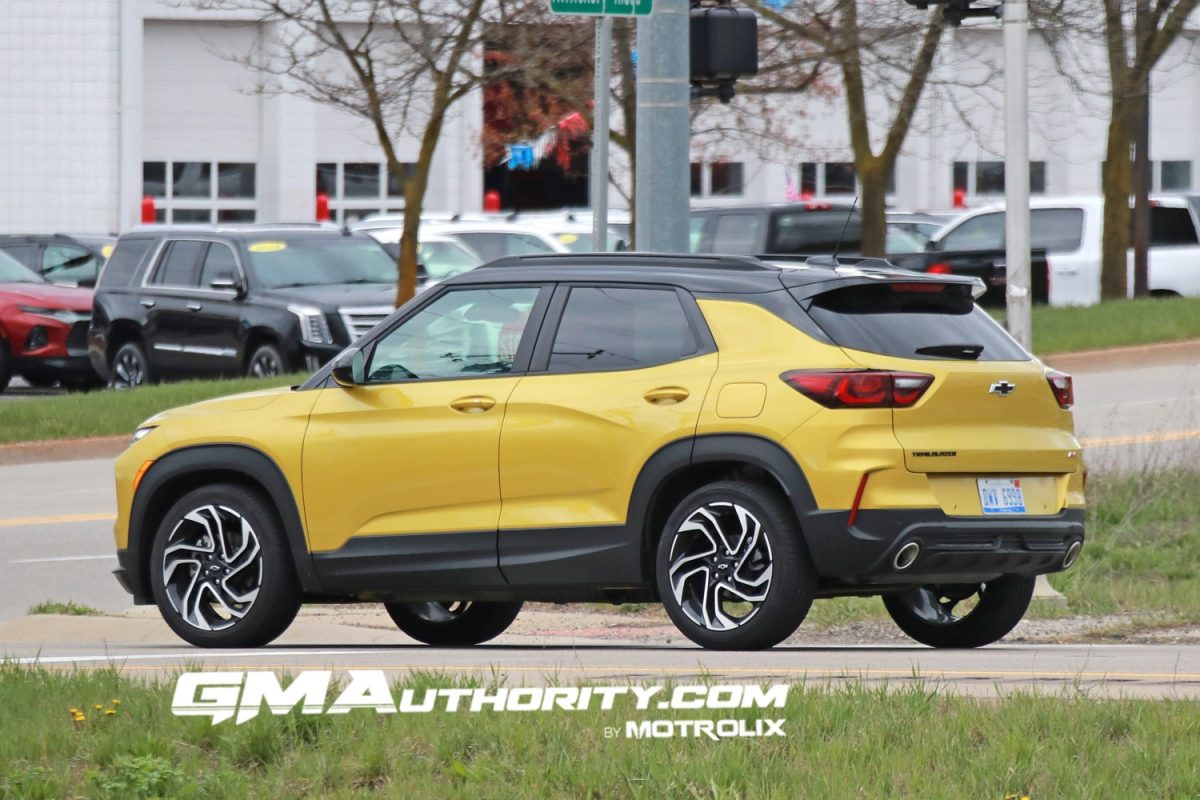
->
753, 1, 949, 256
195, 0, 549, 306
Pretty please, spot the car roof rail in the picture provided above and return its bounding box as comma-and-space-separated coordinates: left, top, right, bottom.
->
477, 252, 775, 272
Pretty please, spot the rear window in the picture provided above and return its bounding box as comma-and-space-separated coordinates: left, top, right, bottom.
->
801, 283, 1029, 362
98, 238, 154, 287
767, 211, 860, 255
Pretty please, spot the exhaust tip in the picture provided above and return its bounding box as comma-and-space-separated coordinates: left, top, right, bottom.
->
1062, 540, 1083, 570
893, 542, 920, 571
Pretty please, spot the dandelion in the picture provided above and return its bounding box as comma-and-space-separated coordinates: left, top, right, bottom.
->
69, 707, 79, 714
111, 699, 121, 705
105, 709, 117, 716
94, 704, 103, 710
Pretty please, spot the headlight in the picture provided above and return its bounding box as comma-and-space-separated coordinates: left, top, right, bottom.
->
131, 425, 156, 444
288, 305, 333, 345
18, 306, 85, 323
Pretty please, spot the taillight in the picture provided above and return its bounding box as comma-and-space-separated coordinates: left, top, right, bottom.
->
1046, 370, 1073, 409
781, 370, 934, 409
927, 262, 952, 274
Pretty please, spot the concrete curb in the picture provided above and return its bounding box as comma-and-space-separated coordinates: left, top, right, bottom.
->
1043, 338, 1200, 374
0, 435, 129, 466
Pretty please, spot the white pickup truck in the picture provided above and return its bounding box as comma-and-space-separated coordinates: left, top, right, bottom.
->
926, 196, 1200, 306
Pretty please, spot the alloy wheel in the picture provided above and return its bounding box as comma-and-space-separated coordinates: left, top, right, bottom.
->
895, 584, 984, 626
249, 348, 282, 377
161, 504, 263, 631
409, 601, 472, 624
667, 501, 773, 632
112, 347, 146, 388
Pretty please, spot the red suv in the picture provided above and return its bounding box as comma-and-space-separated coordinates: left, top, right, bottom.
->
0, 251, 98, 391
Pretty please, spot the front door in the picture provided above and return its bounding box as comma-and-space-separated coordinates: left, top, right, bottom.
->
302, 284, 546, 592
497, 285, 719, 585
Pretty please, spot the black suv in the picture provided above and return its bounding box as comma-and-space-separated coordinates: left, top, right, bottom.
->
0, 234, 117, 288
88, 227, 398, 387
690, 203, 861, 256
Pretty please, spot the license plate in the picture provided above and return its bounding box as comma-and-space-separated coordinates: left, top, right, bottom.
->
978, 478, 1026, 515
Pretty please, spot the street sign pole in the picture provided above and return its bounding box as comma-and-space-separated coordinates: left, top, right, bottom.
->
591, 16, 613, 250
634, 0, 689, 252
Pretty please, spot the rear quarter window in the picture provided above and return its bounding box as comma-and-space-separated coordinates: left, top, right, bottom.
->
767, 211, 861, 255
800, 283, 1030, 362
97, 238, 155, 287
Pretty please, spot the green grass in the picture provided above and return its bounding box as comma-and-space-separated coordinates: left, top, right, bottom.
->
0, 375, 301, 445
805, 468, 1200, 630
993, 294, 1200, 355
2, 667, 1199, 799
26, 601, 103, 617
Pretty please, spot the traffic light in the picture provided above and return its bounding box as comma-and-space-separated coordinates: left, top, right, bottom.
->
904, 0, 1001, 26
690, 2, 758, 103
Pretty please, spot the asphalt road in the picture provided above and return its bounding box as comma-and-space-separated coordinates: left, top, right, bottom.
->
0, 353, 1197, 695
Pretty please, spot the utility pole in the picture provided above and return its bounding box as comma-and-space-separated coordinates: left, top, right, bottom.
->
1132, 0, 1151, 297
635, 0, 690, 252
1003, 0, 1031, 352
591, 16, 613, 251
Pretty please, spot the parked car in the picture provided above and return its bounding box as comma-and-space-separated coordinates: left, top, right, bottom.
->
514, 210, 631, 251
921, 196, 1200, 306
367, 230, 484, 288
112, 252, 1084, 651
886, 211, 957, 248
421, 220, 571, 261
0, 250, 99, 392
0, 234, 117, 288
88, 227, 399, 388
690, 203, 925, 258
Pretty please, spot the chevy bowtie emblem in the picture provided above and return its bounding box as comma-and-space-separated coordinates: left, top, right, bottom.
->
989, 380, 1016, 396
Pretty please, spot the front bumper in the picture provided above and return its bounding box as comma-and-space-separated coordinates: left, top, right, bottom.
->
803, 507, 1085, 588
113, 548, 151, 605
14, 353, 99, 382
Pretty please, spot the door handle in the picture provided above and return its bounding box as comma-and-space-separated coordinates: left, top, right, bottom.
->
450, 395, 497, 414
139, 299, 156, 309
644, 386, 690, 405
186, 303, 203, 312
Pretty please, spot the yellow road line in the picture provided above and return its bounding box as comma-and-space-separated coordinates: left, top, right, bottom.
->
0, 512, 115, 528
1082, 428, 1200, 448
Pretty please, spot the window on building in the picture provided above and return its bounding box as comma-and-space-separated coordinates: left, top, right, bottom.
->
710, 162, 744, 196
141, 161, 258, 223
315, 162, 418, 223
690, 163, 703, 197
1160, 161, 1193, 192
797, 162, 896, 198
953, 160, 1047, 197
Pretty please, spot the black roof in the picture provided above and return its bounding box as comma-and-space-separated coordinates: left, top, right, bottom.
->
119, 225, 362, 242
690, 202, 858, 214
449, 252, 983, 296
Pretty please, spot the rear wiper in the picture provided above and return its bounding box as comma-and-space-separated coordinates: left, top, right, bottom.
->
915, 343, 983, 360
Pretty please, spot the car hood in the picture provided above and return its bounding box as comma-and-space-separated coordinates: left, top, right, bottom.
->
254, 283, 396, 309
0, 282, 93, 311
145, 386, 293, 427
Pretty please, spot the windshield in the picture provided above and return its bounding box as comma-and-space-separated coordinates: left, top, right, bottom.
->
246, 237, 396, 289
0, 250, 43, 283
419, 240, 482, 279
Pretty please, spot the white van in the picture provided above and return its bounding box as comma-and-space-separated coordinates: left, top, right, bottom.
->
928, 196, 1200, 305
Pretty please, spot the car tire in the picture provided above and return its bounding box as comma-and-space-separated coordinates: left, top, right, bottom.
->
384, 601, 522, 646
149, 483, 301, 648
0, 342, 11, 394
655, 480, 816, 651
109, 341, 151, 389
246, 342, 285, 378
882, 575, 1036, 648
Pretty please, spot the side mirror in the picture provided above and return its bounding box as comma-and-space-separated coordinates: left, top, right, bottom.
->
331, 348, 366, 387
210, 276, 245, 297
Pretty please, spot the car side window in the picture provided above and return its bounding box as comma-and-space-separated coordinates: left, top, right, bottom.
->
1030, 208, 1085, 253
42, 244, 98, 284
151, 241, 206, 288
506, 234, 556, 255
199, 243, 239, 288
548, 287, 699, 373
0, 244, 38, 268
939, 213, 1004, 251
711, 214, 762, 254
367, 286, 541, 382
1149, 206, 1200, 246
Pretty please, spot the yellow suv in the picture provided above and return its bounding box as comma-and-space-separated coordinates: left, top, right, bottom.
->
112, 254, 1085, 650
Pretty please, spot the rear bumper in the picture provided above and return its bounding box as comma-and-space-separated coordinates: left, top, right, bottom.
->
802, 507, 1085, 587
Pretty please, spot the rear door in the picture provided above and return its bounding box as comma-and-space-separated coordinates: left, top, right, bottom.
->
143, 239, 208, 376
802, 281, 1080, 478
497, 284, 719, 584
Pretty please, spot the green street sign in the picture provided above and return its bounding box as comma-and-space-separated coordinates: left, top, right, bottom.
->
549, 0, 652, 15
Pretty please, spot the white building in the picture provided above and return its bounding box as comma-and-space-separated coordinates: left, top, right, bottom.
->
1, 4, 1197, 234
0, 1, 482, 233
